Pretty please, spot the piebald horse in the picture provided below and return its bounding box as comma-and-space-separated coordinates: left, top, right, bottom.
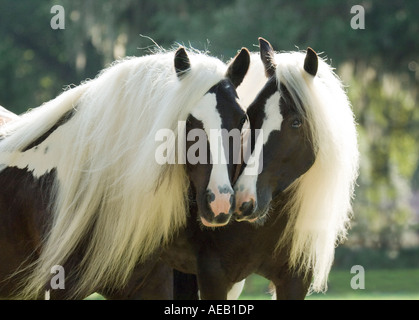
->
0, 47, 251, 299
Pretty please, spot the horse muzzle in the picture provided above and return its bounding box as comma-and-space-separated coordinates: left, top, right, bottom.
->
233, 192, 258, 222
199, 188, 235, 227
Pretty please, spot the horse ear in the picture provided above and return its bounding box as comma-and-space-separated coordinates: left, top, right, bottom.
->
174, 47, 191, 78
226, 48, 250, 88
304, 47, 318, 77
258, 37, 276, 78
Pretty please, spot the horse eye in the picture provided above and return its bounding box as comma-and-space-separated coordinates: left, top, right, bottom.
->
240, 116, 247, 126
292, 119, 302, 128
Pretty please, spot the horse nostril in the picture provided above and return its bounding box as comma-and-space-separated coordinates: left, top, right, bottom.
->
206, 190, 215, 204
215, 212, 231, 225
240, 199, 255, 217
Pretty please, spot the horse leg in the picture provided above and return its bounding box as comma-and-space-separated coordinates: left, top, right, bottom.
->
272, 269, 312, 300
173, 270, 199, 300
227, 279, 246, 300
173, 271, 244, 300
196, 250, 232, 300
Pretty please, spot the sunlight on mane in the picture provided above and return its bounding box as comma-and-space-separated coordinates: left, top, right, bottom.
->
0, 47, 228, 298
274, 51, 359, 293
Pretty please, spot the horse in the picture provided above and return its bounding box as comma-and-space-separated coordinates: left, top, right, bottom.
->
118, 37, 359, 300
0, 46, 251, 299
232, 38, 359, 295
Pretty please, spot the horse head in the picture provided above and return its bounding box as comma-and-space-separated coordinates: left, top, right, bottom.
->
234, 38, 316, 223
175, 47, 250, 227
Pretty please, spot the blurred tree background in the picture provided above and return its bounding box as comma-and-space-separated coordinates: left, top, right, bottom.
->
0, 0, 418, 268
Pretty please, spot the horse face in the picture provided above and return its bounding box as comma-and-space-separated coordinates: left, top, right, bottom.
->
234, 39, 316, 223
175, 47, 250, 227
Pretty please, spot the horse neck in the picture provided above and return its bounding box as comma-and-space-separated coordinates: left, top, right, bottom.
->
264, 191, 295, 238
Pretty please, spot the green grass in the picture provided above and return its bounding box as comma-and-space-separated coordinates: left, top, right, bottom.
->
85, 293, 105, 300
239, 269, 419, 300
85, 268, 419, 300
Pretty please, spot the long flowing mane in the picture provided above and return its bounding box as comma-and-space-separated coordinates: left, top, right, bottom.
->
0, 49, 228, 298
274, 52, 359, 292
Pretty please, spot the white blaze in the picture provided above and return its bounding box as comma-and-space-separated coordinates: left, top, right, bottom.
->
235, 92, 282, 210
191, 92, 233, 215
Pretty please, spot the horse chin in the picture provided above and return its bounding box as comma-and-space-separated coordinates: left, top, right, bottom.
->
251, 210, 269, 226
234, 205, 270, 226
199, 213, 231, 228
235, 216, 258, 223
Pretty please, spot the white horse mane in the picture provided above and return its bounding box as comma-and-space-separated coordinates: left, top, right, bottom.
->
275, 52, 359, 293
0, 48, 228, 298
239, 51, 359, 293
